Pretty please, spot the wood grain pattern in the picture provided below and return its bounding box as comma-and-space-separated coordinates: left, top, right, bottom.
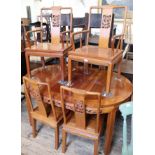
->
25, 42, 72, 81
70, 5, 127, 95
60, 86, 102, 155
24, 65, 132, 155
28, 65, 132, 113
23, 76, 63, 150
24, 7, 73, 82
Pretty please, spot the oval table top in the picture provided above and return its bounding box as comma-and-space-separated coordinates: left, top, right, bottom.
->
29, 65, 133, 114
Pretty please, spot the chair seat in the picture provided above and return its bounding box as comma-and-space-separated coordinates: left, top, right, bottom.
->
28, 42, 71, 53
63, 113, 103, 139
69, 45, 122, 61
31, 106, 63, 128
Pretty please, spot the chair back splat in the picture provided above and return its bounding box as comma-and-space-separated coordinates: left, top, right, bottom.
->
60, 86, 101, 133
40, 6, 73, 45
23, 76, 63, 150
23, 76, 50, 117
88, 5, 127, 48
60, 86, 103, 155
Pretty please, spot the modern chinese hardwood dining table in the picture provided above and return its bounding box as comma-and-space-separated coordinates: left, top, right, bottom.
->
26, 64, 132, 155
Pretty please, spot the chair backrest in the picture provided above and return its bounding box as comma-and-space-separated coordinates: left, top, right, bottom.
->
40, 6, 73, 44
60, 86, 101, 133
86, 5, 127, 48
23, 76, 58, 121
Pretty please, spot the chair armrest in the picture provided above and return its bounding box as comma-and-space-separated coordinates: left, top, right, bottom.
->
25, 28, 43, 48
71, 30, 90, 50
60, 30, 72, 48
111, 34, 124, 55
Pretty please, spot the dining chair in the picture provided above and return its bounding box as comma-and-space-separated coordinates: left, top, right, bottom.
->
25, 6, 73, 66
23, 76, 63, 150
60, 86, 103, 155
69, 5, 127, 95
119, 101, 133, 155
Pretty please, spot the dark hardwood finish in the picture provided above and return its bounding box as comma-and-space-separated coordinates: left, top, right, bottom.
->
60, 86, 103, 155
23, 76, 63, 150
26, 65, 132, 155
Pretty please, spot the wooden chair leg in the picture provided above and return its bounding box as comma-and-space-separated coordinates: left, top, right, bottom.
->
62, 129, 67, 153
54, 127, 59, 150
94, 139, 99, 155
32, 119, 37, 138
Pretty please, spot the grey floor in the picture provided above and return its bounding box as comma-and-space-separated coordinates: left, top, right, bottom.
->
21, 99, 132, 155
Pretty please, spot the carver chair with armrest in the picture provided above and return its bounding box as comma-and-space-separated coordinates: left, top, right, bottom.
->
60, 86, 103, 155
23, 76, 63, 150
68, 5, 127, 95
25, 6, 73, 68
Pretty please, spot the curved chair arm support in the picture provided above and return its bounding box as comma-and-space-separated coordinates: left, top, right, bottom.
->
60, 30, 72, 48
25, 28, 43, 48
71, 30, 90, 51
111, 34, 124, 56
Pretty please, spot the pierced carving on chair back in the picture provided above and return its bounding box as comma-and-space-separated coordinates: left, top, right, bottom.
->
73, 94, 86, 129
99, 7, 113, 48
60, 86, 102, 131
51, 7, 61, 44
74, 100, 85, 113
23, 77, 50, 117
40, 7, 73, 45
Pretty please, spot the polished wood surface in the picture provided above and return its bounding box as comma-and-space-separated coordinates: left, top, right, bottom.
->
69, 6, 127, 95
29, 65, 132, 113
26, 42, 71, 53
26, 65, 132, 155
69, 45, 121, 60
25, 6, 73, 82
23, 76, 63, 150
68, 45, 122, 95
25, 42, 72, 81
60, 86, 103, 155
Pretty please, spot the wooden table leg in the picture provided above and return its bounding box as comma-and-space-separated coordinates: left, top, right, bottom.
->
60, 56, 65, 82
104, 108, 117, 155
68, 56, 72, 85
106, 63, 113, 94
25, 52, 31, 77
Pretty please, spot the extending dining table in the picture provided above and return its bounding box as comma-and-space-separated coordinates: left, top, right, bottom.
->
25, 42, 72, 84
27, 64, 132, 155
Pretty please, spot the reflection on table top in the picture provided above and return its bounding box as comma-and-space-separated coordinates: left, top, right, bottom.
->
29, 65, 132, 113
